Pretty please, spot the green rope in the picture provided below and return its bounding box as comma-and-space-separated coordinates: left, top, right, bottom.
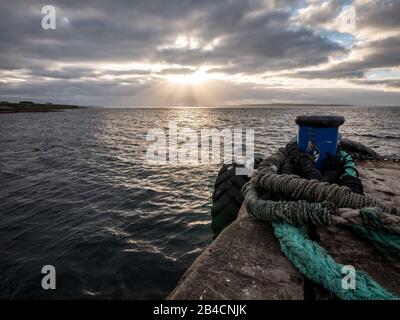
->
337, 149, 358, 178
245, 185, 400, 258
352, 225, 400, 258
244, 183, 335, 226
245, 149, 400, 300
243, 184, 400, 236
273, 221, 398, 300
349, 208, 400, 256
234, 147, 400, 299
251, 173, 387, 210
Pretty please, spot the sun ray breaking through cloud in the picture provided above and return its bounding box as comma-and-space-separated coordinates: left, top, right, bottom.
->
0, 0, 400, 107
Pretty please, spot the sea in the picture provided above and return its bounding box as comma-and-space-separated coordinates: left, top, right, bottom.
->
0, 106, 399, 299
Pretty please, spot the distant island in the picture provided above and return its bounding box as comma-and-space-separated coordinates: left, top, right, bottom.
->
0, 101, 83, 113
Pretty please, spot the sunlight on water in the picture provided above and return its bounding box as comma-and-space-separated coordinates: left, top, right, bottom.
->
0, 106, 399, 299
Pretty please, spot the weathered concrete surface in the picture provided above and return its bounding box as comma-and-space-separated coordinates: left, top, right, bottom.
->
314, 160, 400, 299
167, 206, 305, 300
168, 160, 400, 300
358, 160, 400, 208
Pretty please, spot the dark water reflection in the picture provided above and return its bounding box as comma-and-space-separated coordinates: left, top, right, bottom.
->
0, 107, 399, 299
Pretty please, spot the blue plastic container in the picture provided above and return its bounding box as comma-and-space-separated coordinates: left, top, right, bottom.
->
296, 115, 345, 171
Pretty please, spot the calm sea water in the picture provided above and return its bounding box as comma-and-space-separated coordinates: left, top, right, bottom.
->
1, 107, 399, 299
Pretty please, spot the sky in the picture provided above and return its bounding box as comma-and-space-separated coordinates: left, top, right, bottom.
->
0, 0, 400, 107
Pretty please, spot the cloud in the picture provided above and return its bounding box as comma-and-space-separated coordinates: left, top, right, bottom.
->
296, 0, 344, 27
288, 1, 400, 83
0, 1, 344, 69
352, 78, 400, 88
289, 35, 400, 79
0, 0, 399, 106
355, 0, 400, 34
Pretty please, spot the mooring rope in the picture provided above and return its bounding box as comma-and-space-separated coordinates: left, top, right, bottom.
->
244, 183, 334, 226
273, 222, 397, 300
244, 147, 400, 300
251, 172, 392, 212
352, 224, 400, 258
243, 183, 400, 234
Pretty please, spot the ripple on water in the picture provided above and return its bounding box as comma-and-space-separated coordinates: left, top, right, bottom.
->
0, 106, 399, 299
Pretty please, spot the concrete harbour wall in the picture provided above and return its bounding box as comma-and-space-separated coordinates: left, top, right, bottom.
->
168, 160, 400, 300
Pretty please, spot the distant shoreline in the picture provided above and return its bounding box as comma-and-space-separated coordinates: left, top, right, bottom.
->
237, 103, 354, 107
1, 102, 399, 112
103, 105, 399, 109
0, 101, 83, 114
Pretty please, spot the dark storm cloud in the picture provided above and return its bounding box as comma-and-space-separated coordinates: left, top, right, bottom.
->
0, 0, 342, 69
25, 66, 97, 80
0, 0, 400, 106
287, 68, 364, 79
295, 0, 400, 33
351, 79, 400, 88
3, 75, 399, 107
356, 0, 400, 32
289, 0, 400, 80
291, 35, 400, 80
0, 76, 154, 106
173, 11, 342, 71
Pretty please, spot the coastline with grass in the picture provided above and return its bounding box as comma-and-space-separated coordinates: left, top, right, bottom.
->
0, 100, 84, 113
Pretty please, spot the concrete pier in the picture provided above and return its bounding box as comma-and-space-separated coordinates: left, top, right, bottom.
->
168, 160, 400, 300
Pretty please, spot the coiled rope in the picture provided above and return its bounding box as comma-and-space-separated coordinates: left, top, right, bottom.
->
244, 183, 400, 234
251, 172, 391, 212
244, 148, 400, 300
273, 222, 397, 300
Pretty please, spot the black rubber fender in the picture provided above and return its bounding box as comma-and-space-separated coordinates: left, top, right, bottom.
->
211, 158, 262, 238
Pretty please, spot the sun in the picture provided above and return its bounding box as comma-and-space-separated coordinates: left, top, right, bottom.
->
166, 69, 208, 85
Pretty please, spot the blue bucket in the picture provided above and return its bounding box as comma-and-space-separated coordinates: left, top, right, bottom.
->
296, 115, 345, 171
